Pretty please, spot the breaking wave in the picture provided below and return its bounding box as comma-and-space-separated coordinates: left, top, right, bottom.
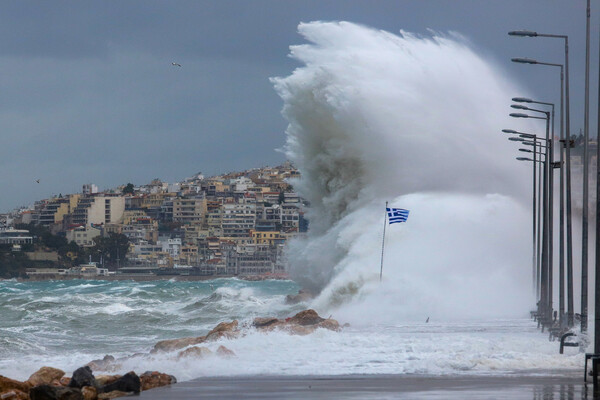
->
272, 21, 537, 321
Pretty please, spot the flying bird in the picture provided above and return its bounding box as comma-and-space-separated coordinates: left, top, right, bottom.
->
172, 62, 182, 67
35, 179, 40, 184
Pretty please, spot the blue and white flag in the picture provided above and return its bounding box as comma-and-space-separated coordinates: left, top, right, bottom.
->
386, 207, 409, 224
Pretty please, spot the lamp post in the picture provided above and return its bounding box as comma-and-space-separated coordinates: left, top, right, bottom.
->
507, 129, 549, 318
509, 30, 576, 330
511, 111, 553, 325
511, 60, 572, 329
512, 97, 573, 326
511, 102, 565, 327
504, 128, 540, 297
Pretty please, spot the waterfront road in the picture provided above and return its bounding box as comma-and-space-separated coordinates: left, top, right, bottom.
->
137, 373, 593, 399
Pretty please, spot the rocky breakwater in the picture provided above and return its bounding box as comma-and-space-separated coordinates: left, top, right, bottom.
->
0, 310, 340, 399
152, 309, 340, 355
252, 309, 340, 335
0, 366, 176, 400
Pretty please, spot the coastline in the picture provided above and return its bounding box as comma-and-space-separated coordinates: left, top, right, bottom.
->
18, 273, 291, 283
137, 373, 590, 399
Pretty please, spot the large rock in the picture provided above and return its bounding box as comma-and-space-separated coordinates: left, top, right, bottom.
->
27, 367, 65, 387
0, 389, 29, 400
97, 391, 129, 400
177, 346, 212, 359
98, 372, 140, 394
152, 336, 206, 353
205, 320, 239, 341
252, 317, 280, 329
80, 386, 96, 400
85, 355, 115, 372
30, 385, 83, 400
252, 310, 340, 335
216, 345, 236, 358
94, 376, 120, 387
285, 289, 314, 304
68, 367, 96, 389
139, 371, 176, 391
317, 318, 340, 331
288, 309, 325, 326
0, 376, 30, 393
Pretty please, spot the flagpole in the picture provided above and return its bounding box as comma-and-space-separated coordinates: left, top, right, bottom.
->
380, 201, 388, 282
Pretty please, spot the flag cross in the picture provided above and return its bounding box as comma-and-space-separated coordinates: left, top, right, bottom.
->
386, 207, 409, 224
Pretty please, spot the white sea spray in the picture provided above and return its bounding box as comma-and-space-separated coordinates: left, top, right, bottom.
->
272, 21, 538, 322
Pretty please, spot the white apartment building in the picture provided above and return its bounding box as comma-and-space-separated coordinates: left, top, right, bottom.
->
172, 197, 207, 225
222, 197, 256, 237
66, 226, 101, 247
71, 195, 125, 227
82, 184, 99, 195
161, 238, 182, 258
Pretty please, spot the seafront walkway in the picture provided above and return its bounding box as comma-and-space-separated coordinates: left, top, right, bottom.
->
138, 374, 590, 399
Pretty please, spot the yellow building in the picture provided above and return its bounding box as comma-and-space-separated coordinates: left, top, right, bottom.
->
249, 230, 284, 245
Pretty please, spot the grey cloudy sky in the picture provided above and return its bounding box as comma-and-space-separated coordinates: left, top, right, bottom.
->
0, 0, 596, 212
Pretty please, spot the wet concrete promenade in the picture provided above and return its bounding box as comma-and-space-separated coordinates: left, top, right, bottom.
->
138, 373, 596, 399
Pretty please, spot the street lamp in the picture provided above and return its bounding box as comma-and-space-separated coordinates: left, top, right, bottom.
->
513, 102, 566, 328
512, 61, 572, 329
516, 134, 548, 318
511, 111, 553, 326
510, 29, 576, 330
518, 143, 539, 294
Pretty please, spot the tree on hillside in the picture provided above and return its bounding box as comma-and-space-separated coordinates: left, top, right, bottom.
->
92, 233, 129, 268
122, 183, 135, 195
0, 250, 29, 278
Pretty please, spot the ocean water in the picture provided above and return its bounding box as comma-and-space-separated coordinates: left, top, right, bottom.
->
0, 21, 583, 384
0, 278, 585, 382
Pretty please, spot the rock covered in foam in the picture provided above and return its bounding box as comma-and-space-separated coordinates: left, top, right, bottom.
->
205, 320, 239, 341
152, 336, 206, 353
85, 356, 115, 373
252, 309, 340, 334
177, 346, 212, 359
285, 289, 314, 304
216, 345, 236, 358
288, 309, 325, 326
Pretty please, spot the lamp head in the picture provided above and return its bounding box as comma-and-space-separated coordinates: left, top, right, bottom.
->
508, 30, 538, 37
512, 57, 538, 64
510, 112, 530, 118
512, 97, 533, 103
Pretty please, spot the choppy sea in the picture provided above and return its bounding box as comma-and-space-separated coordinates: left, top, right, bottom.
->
0, 278, 584, 382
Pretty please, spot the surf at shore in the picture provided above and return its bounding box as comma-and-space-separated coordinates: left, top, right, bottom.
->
0, 278, 584, 383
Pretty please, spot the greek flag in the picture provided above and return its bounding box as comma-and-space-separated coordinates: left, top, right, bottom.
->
386, 207, 409, 224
